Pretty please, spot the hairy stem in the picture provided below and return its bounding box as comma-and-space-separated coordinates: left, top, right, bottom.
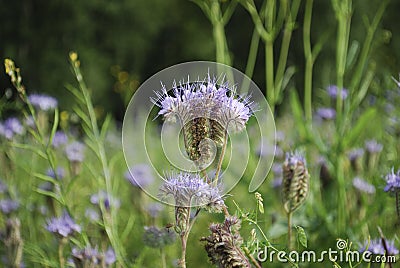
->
287, 211, 292, 250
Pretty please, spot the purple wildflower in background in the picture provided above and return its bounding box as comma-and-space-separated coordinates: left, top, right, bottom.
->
146, 203, 163, 218
0, 118, 24, 139
327, 85, 348, 99
0, 199, 19, 214
0, 179, 8, 194
46, 167, 65, 179
153, 75, 253, 132
124, 164, 155, 188
72, 246, 116, 266
384, 168, 400, 192
352, 177, 375, 194
65, 141, 85, 162
45, 212, 81, 237
360, 239, 399, 255
347, 148, 364, 161
52, 131, 68, 148
90, 190, 121, 210
24, 116, 35, 128
316, 107, 336, 120
365, 139, 383, 153
28, 94, 58, 111
84, 208, 100, 222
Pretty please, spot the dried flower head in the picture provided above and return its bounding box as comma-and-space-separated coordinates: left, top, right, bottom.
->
201, 216, 251, 268
282, 152, 310, 213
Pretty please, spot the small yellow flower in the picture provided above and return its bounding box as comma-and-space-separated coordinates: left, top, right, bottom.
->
4, 58, 15, 76
69, 52, 78, 62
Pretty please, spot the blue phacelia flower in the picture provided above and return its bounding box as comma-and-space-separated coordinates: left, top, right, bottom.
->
352, 177, 375, 194
159, 172, 224, 211
124, 164, 155, 188
316, 107, 336, 120
72, 246, 116, 266
52, 131, 68, 148
45, 212, 81, 237
360, 239, 399, 255
365, 139, 383, 153
153, 75, 253, 133
90, 190, 120, 210
0, 199, 19, 214
0, 117, 24, 140
384, 168, 400, 192
327, 85, 348, 99
65, 141, 85, 162
46, 167, 65, 179
28, 94, 58, 111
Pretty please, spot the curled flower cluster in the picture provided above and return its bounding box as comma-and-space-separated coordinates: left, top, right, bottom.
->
45, 212, 81, 237
153, 75, 253, 133
282, 152, 310, 213
201, 216, 250, 268
159, 172, 224, 210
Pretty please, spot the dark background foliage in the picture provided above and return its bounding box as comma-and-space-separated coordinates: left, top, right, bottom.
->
1, 0, 399, 120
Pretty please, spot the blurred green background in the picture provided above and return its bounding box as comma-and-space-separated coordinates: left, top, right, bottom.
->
1, 0, 400, 121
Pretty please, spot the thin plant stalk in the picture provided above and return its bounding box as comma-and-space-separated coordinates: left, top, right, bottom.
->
213, 130, 228, 187
160, 249, 167, 268
58, 237, 68, 268
287, 211, 293, 250
69, 53, 126, 267
303, 0, 314, 122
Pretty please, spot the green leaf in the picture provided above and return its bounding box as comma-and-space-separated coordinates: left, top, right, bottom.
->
295, 225, 307, 248
47, 108, 59, 147
342, 108, 376, 148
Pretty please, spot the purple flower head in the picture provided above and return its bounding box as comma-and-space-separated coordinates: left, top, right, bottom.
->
384, 168, 400, 192
360, 239, 399, 255
365, 139, 383, 154
143, 226, 176, 248
52, 131, 68, 148
316, 107, 336, 120
159, 172, 224, 210
28, 94, 58, 111
146, 203, 163, 218
72, 246, 116, 266
352, 177, 375, 194
153, 75, 253, 133
46, 167, 65, 180
327, 85, 348, 99
347, 148, 364, 161
271, 177, 283, 188
284, 151, 307, 169
90, 190, 120, 210
0, 118, 24, 140
0, 179, 8, 194
65, 141, 85, 162
0, 199, 19, 214
125, 164, 155, 188
84, 208, 100, 222
45, 212, 81, 237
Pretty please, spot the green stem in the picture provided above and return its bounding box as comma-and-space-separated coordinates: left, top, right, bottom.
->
211, 0, 231, 66
287, 211, 293, 250
58, 237, 67, 268
265, 0, 276, 112
240, 28, 260, 94
303, 0, 314, 122
213, 130, 228, 187
160, 248, 167, 268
